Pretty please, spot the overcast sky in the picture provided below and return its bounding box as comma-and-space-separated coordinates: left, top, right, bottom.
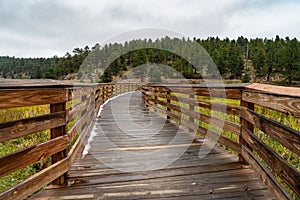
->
1, 0, 300, 57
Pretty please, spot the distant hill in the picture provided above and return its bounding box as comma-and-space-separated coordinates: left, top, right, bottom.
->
1, 36, 299, 85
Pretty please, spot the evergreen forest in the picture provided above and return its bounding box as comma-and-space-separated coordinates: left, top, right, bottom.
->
1, 35, 299, 85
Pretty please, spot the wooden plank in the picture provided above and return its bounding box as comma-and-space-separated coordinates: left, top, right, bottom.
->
67, 96, 92, 122
0, 89, 66, 109
148, 97, 241, 135
28, 91, 276, 200
151, 103, 241, 153
241, 146, 293, 200
0, 111, 66, 143
145, 190, 274, 200
242, 91, 300, 118
0, 158, 69, 200
68, 111, 96, 166
67, 103, 95, 142
67, 87, 94, 101
144, 86, 242, 99
145, 83, 249, 89
0, 79, 69, 89
197, 100, 241, 116
242, 127, 300, 197
145, 90, 241, 116
32, 166, 274, 199
68, 167, 259, 183
194, 88, 242, 99
246, 83, 300, 97
65, 162, 244, 186
0, 134, 68, 177
240, 108, 300, 156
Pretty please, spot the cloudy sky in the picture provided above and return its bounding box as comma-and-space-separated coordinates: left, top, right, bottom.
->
1, 0, 300, 57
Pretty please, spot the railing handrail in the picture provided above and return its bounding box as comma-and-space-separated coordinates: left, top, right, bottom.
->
0, 81, 139, 200
0, 82, 299, 199
141, 83, 300, 200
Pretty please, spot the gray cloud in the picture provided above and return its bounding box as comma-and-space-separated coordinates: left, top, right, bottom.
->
0, 0, 299, 57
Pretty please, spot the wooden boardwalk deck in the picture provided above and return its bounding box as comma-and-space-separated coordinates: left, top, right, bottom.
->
31, 92, 275, 200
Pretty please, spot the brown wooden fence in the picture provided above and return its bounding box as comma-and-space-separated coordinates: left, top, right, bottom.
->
0, 81, 138, 200
0, 81, 299, 199
141, 83, 300, 200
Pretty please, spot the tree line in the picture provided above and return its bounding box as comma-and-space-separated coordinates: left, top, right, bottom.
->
0, 35, 299, 85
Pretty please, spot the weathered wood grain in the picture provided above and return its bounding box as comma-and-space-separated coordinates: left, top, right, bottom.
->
147, 99, 241, 153
144, 90, 241, 116
50, 103, 67, 185
0, 158, 69, 200
0, 135, 68, 177
68, 111, 96, 166
0, 82, 141, 199
0, 89, 66, 109
67, 96, 92, 122
242, 91, 300, 118
0, 111, 66, 143
240, 107, 300, 156
147, 96, 241, 135
242, 127, 300, 197
67, 103, 95, 142
142, 86, 243, 99
29, 92, 274, 200
246, 83, 300, 97
67, 87, 95, 101
241, 146, 293, 200
239, 100, 254, 163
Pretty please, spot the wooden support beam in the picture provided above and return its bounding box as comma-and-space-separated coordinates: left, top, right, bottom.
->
189, 93, 195, 133
239, 100, 254, 164
50, 102, 67, 185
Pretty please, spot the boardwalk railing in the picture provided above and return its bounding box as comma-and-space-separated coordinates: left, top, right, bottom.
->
0, 81, 299, 199
141, 83, 300, 200
0, 81, 138, 200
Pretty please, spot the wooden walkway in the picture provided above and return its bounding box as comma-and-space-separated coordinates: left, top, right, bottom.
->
31, 92, 275, 200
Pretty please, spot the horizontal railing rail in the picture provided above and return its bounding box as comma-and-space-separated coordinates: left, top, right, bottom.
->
0, 80, 139, 200
141, 83, 300, 200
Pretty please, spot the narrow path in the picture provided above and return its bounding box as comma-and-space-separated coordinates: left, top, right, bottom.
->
31, 92, 275, 200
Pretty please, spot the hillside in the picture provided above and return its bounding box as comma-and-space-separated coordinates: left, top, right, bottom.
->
0, 36, 300, 85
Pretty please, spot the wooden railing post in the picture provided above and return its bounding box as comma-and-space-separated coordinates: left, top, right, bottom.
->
50, 101, 67, 185
112, 85, 116, 97
189, 93, 195, 133
116, 84, 119, 96
166, 90, 171, 120
103, 85, 107, 102
143, 87, 149, 108
239, 99, 254, 164
154, 88, 158, 107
